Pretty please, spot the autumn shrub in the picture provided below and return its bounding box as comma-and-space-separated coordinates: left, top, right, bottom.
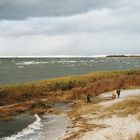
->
31, 99, 50, 109
0, 69, 139, 105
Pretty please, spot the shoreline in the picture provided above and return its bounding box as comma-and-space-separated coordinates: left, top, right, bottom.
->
1, 114, 72, 140
62, 89, 140, 140
0, 69, 140, 119
0, 69, 139, 139
0, 103, 72, 140
0, 88, 140, 139
0, 89, 140, 140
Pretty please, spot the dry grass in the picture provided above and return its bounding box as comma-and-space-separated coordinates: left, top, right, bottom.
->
0, 70, 139, 120
137, 113, 140, 121
63, 101, 104, 140
96, 95, 140, 120
64, 95, 140, 139
0, 69, 139, 106
0, 99, 51, 120
107, 96, 140, 117
74, 102, 101, 115
31, 108, 47, 114
129, 133, 140, 140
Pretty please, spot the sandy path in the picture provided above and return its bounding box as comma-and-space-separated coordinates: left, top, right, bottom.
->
79, 89, 140, 140
81, 115, 140, 140
99, 89, 140, 106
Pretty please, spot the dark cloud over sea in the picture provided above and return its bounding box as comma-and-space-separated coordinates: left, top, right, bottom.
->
0, 0, 140, 56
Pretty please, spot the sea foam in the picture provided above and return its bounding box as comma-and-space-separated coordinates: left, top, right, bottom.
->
3, 114, 42, 140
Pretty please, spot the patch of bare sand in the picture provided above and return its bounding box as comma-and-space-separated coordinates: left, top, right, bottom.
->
80, 115, 140, 140
79, 89, 140, 140
63, 89, 140, 140
99, 89, 140, 107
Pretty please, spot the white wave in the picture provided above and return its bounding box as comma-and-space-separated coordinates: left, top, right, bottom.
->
67, 64, 75, 67
89, 60, 96, 62
4, 114, 42, 140
17, 66, 24, 68
16, 61, 49, 66
127, 62, 131, 64
57, 60, 77, 63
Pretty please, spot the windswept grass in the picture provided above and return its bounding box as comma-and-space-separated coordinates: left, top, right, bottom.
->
64, 95, 140, 139
0, 69, 140, 106
94, 95, 140, 120
64, 101, 103, 140
129, 133, 140, 140
137, 113, 140, 121
107, 96, 140, 117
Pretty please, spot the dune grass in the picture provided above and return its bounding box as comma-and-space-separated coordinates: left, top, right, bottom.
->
64, 101, 103, 140
137, 113, 140, 121
129, 133, 140, 140
0, 69, 139, 106
95, 95, 140, 120
0, 69, 139, 138
0, 69, 139, 120
107, 96, 140, 117
64, 95, 140, 139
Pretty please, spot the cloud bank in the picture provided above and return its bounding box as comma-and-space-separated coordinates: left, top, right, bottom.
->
0, 0, 140, 56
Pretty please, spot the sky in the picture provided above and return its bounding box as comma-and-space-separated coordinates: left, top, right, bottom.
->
0, 0, 140, 56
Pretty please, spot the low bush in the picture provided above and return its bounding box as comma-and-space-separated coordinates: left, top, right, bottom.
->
0, 69, 139, 105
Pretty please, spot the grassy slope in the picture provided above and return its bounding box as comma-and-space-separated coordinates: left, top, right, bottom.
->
0, 69, 140, 105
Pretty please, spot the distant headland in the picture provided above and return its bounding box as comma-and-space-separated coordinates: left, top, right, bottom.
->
106, 55, 140, 57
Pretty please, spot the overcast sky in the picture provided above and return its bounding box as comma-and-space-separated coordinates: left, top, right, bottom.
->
0, 0, 140, 56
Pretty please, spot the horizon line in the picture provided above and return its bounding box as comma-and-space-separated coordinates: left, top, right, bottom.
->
0, 54, 140, 58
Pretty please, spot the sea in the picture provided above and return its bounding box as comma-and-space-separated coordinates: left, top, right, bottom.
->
0, 56, 140, 140
0, 57, 139, 84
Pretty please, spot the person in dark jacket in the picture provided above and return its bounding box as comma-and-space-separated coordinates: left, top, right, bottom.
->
87, 94, 91, 103
116, 89, 121, 98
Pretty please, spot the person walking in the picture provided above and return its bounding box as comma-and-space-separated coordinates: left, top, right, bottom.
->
112, 91, 116, 99
116, 89, 121, 98
87, 94, 91, 103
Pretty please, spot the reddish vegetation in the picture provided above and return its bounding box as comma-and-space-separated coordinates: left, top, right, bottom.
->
71, 74, 140, 100
0, 69, 139, 119
0, 70, 140, 106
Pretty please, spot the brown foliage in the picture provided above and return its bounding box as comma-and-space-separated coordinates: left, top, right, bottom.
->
0, 70, 139, 105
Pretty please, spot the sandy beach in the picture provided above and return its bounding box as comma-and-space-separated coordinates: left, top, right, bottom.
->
63, 89, 140, 140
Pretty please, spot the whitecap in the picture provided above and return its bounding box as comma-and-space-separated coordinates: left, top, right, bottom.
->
16, 61, 49, 66
57, 61, 77, 63
4, 114, 42, 140
17, 66, 24, 68
127, 62, 131, 65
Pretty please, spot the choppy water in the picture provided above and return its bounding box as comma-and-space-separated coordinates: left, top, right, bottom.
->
0, 103, 71, 140
0, 57, 140, 84
0, 114, 35, 139
0, 57, 139, 139
1, 114, 70, 140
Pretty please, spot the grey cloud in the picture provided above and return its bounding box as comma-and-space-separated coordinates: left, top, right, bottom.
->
0, 33, 140, 56
0, 0, 140, 56
0, 0, 134, 20
0, 8, 140, 37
